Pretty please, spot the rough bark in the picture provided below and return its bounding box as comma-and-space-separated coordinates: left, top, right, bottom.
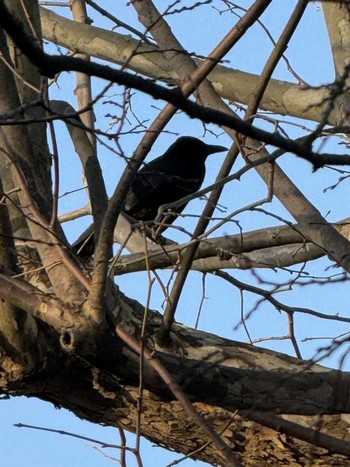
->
2, 283, 350, 465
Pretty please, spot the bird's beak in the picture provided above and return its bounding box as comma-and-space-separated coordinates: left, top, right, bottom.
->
206, 144, 228, 155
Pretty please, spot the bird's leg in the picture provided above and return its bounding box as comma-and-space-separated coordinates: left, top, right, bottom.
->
152, 211, 176, 241
128, 219, 172, 246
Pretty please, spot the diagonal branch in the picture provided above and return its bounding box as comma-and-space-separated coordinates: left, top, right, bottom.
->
116, 324, 243, 467
49, 100, 108, 246
89, 0, 272, 310
131, 0, 274, 343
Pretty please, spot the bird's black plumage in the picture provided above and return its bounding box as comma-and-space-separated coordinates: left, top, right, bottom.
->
73, 136, 227, 257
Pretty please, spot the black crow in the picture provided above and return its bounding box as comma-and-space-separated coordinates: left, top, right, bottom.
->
73, 136, 227, 257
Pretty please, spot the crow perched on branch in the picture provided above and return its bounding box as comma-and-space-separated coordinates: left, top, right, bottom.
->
73, 136, 227, 257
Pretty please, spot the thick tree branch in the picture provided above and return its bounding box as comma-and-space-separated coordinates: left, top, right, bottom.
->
322, 0, 350, 79
0, 2, 349, 166
39, 6, 347, 125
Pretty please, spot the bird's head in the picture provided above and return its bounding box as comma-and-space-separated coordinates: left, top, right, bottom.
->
167, 136, 227, 160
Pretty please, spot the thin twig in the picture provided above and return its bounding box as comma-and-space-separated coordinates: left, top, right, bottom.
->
14, 423, 137, 453
136, 231, 155, 455
85, 0, 154, 44
213, 270, 350, 325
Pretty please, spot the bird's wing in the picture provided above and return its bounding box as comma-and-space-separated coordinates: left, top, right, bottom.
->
124, 170, 201, 217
